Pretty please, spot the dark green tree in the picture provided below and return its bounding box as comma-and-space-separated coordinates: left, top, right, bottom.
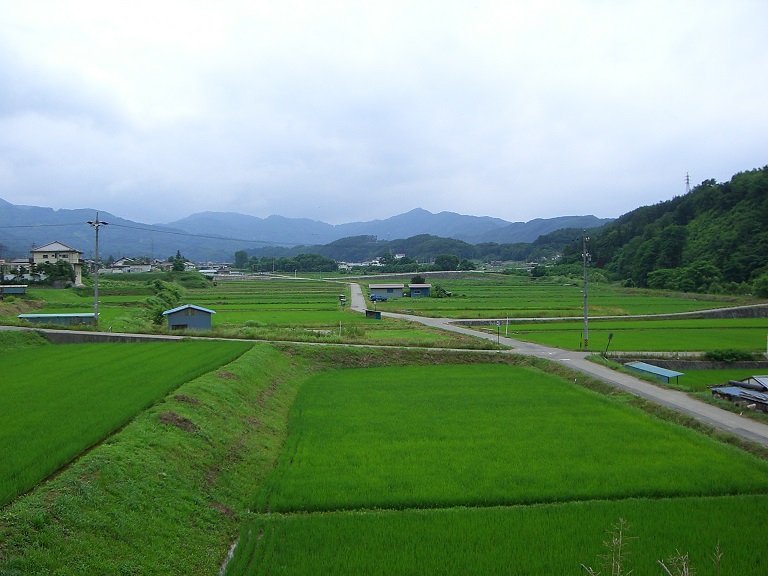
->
434, 253, 459, 271
379, 252, 397, 266
37, 261, 75, 284
234, 250, 249, 269
172, 250, 186, 272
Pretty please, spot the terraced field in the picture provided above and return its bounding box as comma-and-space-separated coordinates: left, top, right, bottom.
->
226, 363, 768, 575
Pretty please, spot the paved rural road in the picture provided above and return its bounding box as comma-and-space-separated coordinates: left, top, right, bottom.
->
350, 283, 768, 448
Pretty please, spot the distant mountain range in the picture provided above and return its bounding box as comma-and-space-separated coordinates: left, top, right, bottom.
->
0, 198, 611, 262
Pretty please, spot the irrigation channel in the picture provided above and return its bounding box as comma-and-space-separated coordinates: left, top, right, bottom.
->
4, 283, 768, 449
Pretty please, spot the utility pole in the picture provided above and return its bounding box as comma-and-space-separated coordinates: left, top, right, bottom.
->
87, 212, 108, 327
582, 233, 590, 350
685, 172, 691, 194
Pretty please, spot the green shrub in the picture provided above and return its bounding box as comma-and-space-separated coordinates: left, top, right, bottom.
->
704, 349, 759, 362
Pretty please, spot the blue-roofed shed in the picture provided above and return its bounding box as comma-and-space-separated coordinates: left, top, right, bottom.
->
1, 285, 27, 295
624, 361, 684, 384
710, 376, 768, 413
162, 304, 216, 331
408, 283, 431, 298
711, 385, 768, 413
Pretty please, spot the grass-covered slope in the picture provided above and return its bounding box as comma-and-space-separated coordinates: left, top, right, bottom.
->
0, 343, 307, 575
0, 340, 253, 507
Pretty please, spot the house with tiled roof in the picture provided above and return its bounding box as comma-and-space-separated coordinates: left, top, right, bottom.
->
31, 241, 84, 286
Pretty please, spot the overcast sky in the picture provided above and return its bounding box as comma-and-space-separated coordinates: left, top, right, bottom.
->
1, 1, 766, 226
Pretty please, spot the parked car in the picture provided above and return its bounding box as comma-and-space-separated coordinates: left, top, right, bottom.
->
369, 294, 387, 302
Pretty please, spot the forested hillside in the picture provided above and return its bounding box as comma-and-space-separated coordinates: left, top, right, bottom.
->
251, 231, 586, 265
580, 166, 768, 293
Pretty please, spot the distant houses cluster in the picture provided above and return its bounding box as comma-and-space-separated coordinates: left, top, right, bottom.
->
1, 241, 85, 285
337, 254, 407, 271
0, 240, 236, 283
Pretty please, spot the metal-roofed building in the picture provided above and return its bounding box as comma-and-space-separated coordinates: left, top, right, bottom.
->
162, 304, 216, 331
1, 285, 27, 295
18, 312, 96, 326
733, 376, 768, 391
369, 284, 404, 300
624, 361, 684, 385
408, 283, 431, 298
711, 380, 768, 413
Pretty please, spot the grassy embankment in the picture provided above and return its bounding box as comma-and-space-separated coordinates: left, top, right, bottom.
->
0, 338, 253, 507
0, 338, 304, 574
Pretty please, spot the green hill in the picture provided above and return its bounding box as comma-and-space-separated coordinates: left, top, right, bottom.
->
585, 165, 768, 293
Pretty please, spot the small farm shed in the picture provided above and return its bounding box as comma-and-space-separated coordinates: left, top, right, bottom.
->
1, 284, 27, 295
408, 283, 431, 298
162, 304, 216, 331
711, 376, 768, 413
624, 361, 683, 385
18, 312, 96, 326
369, 284, 404, 299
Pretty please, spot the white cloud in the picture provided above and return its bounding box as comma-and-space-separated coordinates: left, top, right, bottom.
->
0, 0, 766, 225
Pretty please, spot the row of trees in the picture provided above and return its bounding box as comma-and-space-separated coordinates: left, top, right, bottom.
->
239, 232, 568, 268
238, 252, 339, 273
232, 247, 482, 275
2, 261, 77, 285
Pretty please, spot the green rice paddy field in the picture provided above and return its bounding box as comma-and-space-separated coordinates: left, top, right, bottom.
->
227, 363, 768, 575
0, 338, 252, 507
374, 274, 750, 318
2, 337, 768, 574
496, 317, 768, 352
8, 274, 766, 354
16, 280, 485, 348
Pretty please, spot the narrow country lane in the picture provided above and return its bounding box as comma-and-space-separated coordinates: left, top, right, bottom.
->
346, 283, 768, 449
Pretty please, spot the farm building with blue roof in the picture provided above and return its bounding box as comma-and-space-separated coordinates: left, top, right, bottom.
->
162, 304, 216, 331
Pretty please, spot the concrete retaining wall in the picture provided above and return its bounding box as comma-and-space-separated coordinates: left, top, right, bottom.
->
39, 330, 184, 344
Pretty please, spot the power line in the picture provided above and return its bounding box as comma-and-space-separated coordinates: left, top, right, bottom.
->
2, 223, 85, 228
